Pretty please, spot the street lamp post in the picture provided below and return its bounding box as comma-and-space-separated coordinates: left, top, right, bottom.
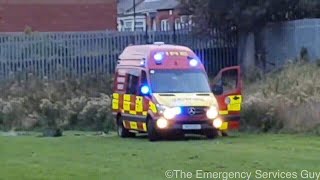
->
145, 13, 149, 44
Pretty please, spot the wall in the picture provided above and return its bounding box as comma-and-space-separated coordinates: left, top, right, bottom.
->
0, 0, 117, 32
154, 9, 180, 31
262, 19, 320, 70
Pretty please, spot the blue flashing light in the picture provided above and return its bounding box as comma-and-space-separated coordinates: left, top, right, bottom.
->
154, 52, 164, 62
189, 59, 198, 67
141, 85, 150, 95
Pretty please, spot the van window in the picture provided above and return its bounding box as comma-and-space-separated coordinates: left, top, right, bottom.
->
150, 70, 211, 93
115, 69, 127, 91
221, 69, 238, 92
126, 70, 140, 94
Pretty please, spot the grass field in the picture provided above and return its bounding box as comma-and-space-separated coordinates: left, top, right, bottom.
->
1, 132, 320, 180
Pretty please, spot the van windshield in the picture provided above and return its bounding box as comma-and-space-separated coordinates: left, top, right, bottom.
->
149, 70, 211, 93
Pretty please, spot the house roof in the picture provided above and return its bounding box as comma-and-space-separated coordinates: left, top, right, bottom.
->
125, 0, 180, 14
117, 0, 144, 14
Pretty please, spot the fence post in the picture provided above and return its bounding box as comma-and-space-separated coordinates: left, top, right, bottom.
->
173, 24, 177, 44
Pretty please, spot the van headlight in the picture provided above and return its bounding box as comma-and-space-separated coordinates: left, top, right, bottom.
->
157, 104, 181, 120
157, 118, 168, 129
206, 106, 218, 119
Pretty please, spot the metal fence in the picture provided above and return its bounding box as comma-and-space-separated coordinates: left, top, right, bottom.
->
0, 30, 238, 80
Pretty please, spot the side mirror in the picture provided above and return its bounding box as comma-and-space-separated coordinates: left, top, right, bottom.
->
211, 84, 223, 95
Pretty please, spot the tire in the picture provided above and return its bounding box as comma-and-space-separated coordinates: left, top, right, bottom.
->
117, 117, 135, 138
205, 129, 219, 139
147, 118, 160, 142
221, 131, 229, 137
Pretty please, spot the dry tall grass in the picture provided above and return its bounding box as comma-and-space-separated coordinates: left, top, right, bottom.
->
0, 75, 114, 132
242, 62, 320, 134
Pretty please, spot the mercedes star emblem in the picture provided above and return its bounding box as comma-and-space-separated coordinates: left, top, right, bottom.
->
188, 107, 196, 116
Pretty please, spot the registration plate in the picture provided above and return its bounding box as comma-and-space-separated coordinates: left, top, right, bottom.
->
182, 124, 201, 130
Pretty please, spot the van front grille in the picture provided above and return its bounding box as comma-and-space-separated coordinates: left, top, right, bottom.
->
181, 107, 207, 116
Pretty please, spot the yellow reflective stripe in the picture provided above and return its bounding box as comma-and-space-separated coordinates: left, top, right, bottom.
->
112, 93, 119, 110
142, 123, 147, 131
123, 101, 131, 111
124, 94, 131, 101
229, 95, 242, 104
142, 111, 147, 116
112, 99, 119, 110
129, 121, 138, 129
219, 110, 228, 115
135, 96, 143, 112
129, 110, 137, 115
136, 96, 143, 101
113, 93, 119, 99
227, 95, 242, 111
220, 122, 228, 130
227, 104, 241, 111
135, 105, 143, 112
149, 101, 157, 113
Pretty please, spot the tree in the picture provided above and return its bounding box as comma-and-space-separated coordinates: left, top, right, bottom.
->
180, 0, 320, 73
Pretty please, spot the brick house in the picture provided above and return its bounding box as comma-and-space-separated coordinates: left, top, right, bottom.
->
117, 0, 192, 32
0, 0, 117, 32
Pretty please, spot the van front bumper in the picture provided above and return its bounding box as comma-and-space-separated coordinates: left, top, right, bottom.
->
154, 118, 217, 132
167, 120, 215, 130
155, 115, 240, 133
155, 120, 215, 135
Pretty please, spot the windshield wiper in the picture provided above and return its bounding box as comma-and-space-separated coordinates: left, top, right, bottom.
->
165, 90, 187, 93
158, 94, 175, 96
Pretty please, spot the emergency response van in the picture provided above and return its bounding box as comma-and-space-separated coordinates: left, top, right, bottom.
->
112, 42, 242, 141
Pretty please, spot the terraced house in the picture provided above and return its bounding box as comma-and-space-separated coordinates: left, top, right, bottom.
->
117, 0, 192, 31
0, 0, 117, 32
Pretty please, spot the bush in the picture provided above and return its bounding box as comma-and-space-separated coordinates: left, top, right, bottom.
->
65, 96, 88, 128
242, 62, 320, 133
39, 99, 68, 129
77, 94, 113, 132
316, 59, 320, 67
278, 102, 320, 134
0, 98, 28, 131
0, 75, 114, 132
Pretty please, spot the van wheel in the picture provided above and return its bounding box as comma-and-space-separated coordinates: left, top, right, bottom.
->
147, 118, 160, 142
206, 129, 219, 139
117, 117, 135, 138
221, 131, 229, 137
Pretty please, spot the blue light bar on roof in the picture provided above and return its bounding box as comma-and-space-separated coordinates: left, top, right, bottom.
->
154, 52, 164, 64
189, 59, 198, 67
